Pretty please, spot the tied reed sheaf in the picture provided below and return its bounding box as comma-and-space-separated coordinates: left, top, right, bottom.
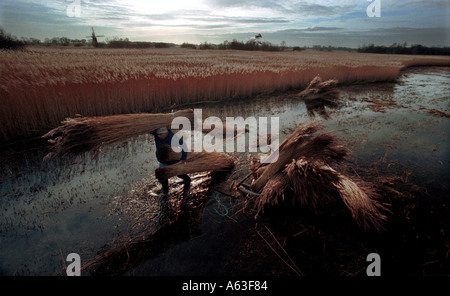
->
297, 75, 339, 100
42, 109, 195, 159
155, 146, 235, 182
251, 122, 388, 231
296, 76, 340, 118
1, 47, 449, 141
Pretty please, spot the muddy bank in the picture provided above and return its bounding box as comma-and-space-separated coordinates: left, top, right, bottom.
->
85, 161, 449, 276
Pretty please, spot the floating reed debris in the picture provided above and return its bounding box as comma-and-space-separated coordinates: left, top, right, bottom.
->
251, 122, 388, 231
42, 109, 195, 159
155, 150, 235, 182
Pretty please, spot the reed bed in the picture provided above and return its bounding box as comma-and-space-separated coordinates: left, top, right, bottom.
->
251, 122, 388, 231
1, 47, 448, 141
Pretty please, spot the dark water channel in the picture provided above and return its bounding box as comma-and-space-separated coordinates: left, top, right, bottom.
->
0, 67, 448, 275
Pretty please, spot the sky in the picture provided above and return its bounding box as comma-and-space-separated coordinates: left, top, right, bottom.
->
0, 0, 449, 48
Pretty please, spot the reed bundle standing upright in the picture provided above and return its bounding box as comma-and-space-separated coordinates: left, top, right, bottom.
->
250, 122, 388, 231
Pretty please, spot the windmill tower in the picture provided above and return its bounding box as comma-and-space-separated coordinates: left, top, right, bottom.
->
86, 27, 104, 47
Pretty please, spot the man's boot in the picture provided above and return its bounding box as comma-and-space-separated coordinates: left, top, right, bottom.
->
161, 179, 169, 194
178, 174, 191, 185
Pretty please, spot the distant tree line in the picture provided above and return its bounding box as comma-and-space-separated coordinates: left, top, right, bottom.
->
0, 29, 89, 48
181, 41, 358, 52
0, 28, 25, 50
181, 39, 287, 51
307, 45, 355, 52
41, 36, 175, 49
358, 43, 450, 55
107, 37, 175, 49
42, 37, 87, 46
0, 28, 177, 49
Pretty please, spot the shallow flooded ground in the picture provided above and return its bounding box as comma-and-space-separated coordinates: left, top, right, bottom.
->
0, 67, 448, 275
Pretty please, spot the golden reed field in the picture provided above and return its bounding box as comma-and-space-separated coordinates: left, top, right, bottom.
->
0, 46, 448, 141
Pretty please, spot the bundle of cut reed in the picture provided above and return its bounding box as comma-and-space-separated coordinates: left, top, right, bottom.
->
251, 122, 388, 231
252, 122, 347, 193
42, 109, 195, 159
297, 75, 340, 101
155, 150, 235, 182
297, 76, 341, 119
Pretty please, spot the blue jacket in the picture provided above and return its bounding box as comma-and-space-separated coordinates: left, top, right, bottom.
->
153, 129, 188, 165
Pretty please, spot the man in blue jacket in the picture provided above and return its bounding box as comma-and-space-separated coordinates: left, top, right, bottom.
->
153, 126, 191, 193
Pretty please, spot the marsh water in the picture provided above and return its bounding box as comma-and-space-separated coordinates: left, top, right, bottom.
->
0, 67, 449, 275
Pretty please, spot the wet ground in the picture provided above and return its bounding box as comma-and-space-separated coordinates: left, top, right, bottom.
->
0, 67, 449, 276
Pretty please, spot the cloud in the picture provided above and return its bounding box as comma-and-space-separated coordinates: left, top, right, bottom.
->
187, 15, 290, 24
286, 27, 344, 32
294, 2, 352, 16
207, 0, 285, 10
1, 0, 448, 46
207, 0, 358, 17
1, 0, 68, 25
232, 17, 290, 24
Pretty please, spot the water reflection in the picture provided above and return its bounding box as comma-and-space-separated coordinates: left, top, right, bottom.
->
301, 96, 340, 119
